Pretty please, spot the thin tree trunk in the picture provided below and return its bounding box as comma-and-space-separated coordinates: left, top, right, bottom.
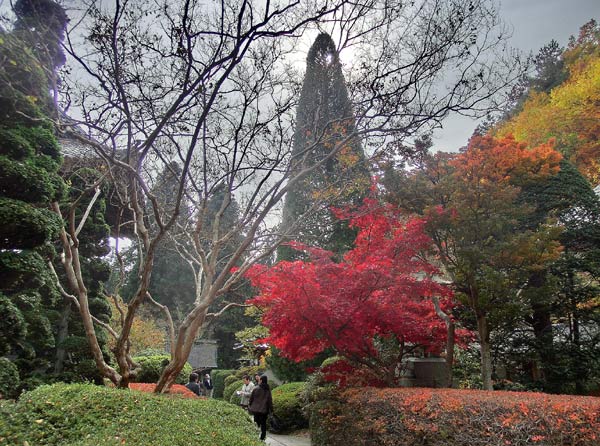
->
433, 296, 455, 387
476, 314, 493, 391
54, 301, 71, 374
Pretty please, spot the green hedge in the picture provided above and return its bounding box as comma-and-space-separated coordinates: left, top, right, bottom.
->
0, 383, 262, 446
272, 382, 308, 432
224, 374, 241, 388
310, 387, 600, 446
0, 358, 20, 399
212, 369, 235, 399
223, 379, 244, 404
132, 355, 191, 385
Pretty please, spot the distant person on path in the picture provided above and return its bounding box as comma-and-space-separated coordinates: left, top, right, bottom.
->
254, 373, 261, 386
238, 374, 255, 410
249, 375, 273, 441
185, 372, 201, 396
202, 373, 214, 398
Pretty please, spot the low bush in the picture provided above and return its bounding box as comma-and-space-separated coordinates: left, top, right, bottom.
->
310, 387, 600, 446
230, 389, 242, 406
0, 383, 262, 446
224, 379, 244, 404
129, 383, 199, 399
272, 382, 308, 432
212, 369, 235, 399
132, 355, 191, 384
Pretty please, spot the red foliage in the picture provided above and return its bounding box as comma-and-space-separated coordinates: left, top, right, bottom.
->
246, 199, 459, 375
315, 387, 600, 446
129, 383, 200, 399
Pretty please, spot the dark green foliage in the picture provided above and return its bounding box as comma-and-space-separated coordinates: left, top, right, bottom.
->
0, 128, 34, 159
0, 383, 262, 446
267, 346, 329, 382
0, 198, 61, 250
13, 0, 68, 85
0, 295, 27, 356
506, 160, 600, 393
0, 155, 62, 202
211, 369, 235, 399
0, 33, 49, 112
223, 379, 244, 403
0, 358, 20, 399
279, 32, 370, 261
132, 355, 192, 385
271, 382, 309, 432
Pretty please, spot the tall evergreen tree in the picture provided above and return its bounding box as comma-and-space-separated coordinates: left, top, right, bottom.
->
279, 33, 370, 261
0, 5, 67, 388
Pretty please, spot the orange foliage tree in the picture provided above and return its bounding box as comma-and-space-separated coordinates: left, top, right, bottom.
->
382, 135, 564, 390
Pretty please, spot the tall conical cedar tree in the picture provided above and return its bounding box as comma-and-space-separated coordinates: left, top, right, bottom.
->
279, 33, 370, 262
0, 1, 68, 393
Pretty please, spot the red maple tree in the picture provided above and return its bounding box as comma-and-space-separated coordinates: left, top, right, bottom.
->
245, 199, 459, 385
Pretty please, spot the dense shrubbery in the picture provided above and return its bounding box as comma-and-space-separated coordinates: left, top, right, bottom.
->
0, 383, 262, 446
272, 382, 308, 432
132, 355, 191, 384
224, 379, 244, 404
224, 374, 241, 388
212, 369, 235, 399
0, 358, 19, 399
310, 387, 600, 446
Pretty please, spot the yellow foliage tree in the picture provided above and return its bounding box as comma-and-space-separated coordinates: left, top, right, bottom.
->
496, 54, 600, 184
108, 297, 166, 356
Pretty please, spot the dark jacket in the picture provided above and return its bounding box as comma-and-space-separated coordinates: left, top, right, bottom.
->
203, 378, 213, 390
248, 383, 273, 415
185, 381, 201, 396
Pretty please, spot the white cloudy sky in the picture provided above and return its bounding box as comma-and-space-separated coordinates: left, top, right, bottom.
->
432, 0, 599, 152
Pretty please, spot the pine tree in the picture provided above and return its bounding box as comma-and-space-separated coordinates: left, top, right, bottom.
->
279, 33, 370, 261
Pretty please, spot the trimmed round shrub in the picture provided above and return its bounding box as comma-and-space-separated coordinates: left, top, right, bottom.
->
0, 358, 20, 399
132, 355, 192, 385
212, 369, 235, 399
224, 374, 241, 388
272, 382, 308, 432
0, 383, 262, 446
223, 379, 244, 404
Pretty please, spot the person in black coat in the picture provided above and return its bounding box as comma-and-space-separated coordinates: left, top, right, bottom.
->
185, 372, 201, 396
202, 373, 214, 398
248, 375, 273, 441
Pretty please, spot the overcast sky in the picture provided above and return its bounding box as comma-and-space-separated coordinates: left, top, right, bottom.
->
432, 0, 599, 152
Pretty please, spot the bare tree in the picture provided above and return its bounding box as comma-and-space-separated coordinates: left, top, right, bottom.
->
52, 0, 522, 391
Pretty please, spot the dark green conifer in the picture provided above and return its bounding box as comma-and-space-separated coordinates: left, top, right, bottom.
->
279, 33, 370, 261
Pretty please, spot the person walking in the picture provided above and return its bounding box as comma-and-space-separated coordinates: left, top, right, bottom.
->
238, 374, 255, 410
185, 372, 201, 396
248, 375, 273, 441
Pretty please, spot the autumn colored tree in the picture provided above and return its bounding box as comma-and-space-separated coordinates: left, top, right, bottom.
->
496, 20, 600, 183
108, 297, 165, 356
247, 199, 456, 386
382, 135, 564, 390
